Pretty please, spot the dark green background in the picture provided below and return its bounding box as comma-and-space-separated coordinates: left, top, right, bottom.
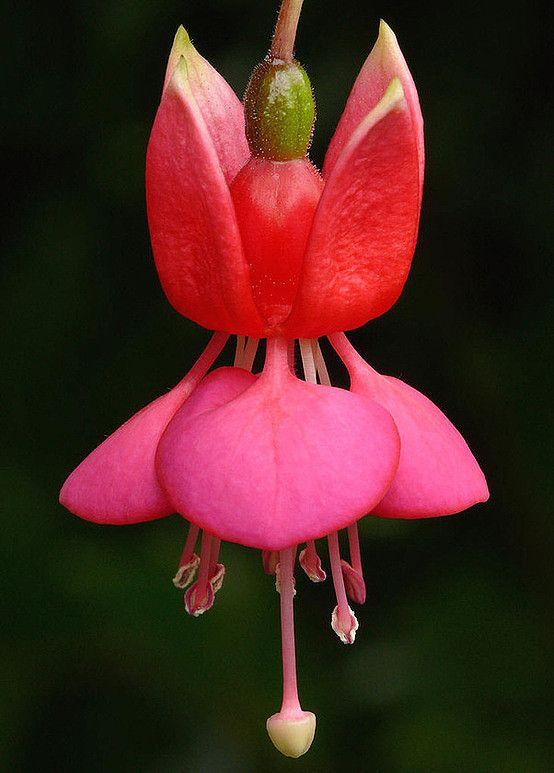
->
2, 0, 552, 770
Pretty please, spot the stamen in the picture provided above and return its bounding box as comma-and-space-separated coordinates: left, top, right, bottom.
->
210, 536, 221, 564
234, 335, 246, 366
299, 341, 364, 615
340, 523, 366, 604
266, 546, 316, 758
299, 541, 326, 582
184, 531, 215, 616
340, 559, 366, 605
243, 336, 260, 371
347, 523, 362, 575
311, 339, 331, 386
314, 336, 367, 605
327, 531, 359, 644
262, 550, 280, 575
173, 523, 200, 588
275, 560, 297, 596
209, 537, 225, 594
299, 338, 317, 384
287, 340, 296, 374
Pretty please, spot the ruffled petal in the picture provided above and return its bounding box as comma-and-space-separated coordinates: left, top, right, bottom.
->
60, 333, 228, 524
163, 26, 249, 183
146, 59, 264, 336
323, 19, 424, 203
330, 334, 489, 518
157, 343, 400, 550
285, 79, 419, 337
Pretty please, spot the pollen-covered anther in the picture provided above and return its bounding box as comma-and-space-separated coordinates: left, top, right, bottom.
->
331, 604, 359, 644
299, 541, 326, 582
172, 553, 200, 589
209, 562, 225, 594
275, 562, 296, 596
340, 559, 366, 604
173, 523, 201, 588
184, 530, 218, 616
327, 530, 360, 643
184, 580, 215, 617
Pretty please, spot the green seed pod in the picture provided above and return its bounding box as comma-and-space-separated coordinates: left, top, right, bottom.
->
244, 57, 315, 161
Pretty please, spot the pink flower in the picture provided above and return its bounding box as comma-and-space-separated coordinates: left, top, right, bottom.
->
60, 1, 488, 758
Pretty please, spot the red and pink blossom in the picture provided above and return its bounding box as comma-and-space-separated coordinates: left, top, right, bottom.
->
60, 0, 488, 758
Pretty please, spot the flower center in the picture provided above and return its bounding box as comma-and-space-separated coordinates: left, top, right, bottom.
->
171, 335, 372, 757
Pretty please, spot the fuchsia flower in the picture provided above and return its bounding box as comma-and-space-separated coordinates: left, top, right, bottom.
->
60, 0, 488, 758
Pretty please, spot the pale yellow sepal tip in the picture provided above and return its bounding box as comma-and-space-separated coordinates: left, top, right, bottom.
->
164, 25, 200, 93
172, 25, 193, 53
266, 711, 316, 758
378, 18, 397, 44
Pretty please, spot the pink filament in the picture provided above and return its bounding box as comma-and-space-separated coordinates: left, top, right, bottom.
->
347, 523, 363, 576
196, 531, 213, 593
178, 523, 199, 567
278, 546, 301, 715
234, 335, 245, 366
327, 531, 350, 620
210, 537, 221, 568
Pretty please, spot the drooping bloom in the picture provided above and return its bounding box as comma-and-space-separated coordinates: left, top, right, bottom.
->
60, 0, 488, 758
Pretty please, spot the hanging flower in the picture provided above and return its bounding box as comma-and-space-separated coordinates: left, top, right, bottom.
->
60, 0, 488, 758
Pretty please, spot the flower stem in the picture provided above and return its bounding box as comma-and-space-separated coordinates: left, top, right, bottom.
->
271, 0, 305, 62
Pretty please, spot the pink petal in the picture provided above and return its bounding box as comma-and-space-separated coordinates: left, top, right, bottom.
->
323, 19, 424, 204
330, 334, 489, 518
146, 59, 264, 336
60, 388, 182, 524
285, 79, 420, 338
60, 333, 228, 524
162, 26, 249, 183
157, 354, 400, 551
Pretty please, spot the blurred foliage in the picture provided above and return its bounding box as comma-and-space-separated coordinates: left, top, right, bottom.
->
1, 0, 553, 770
